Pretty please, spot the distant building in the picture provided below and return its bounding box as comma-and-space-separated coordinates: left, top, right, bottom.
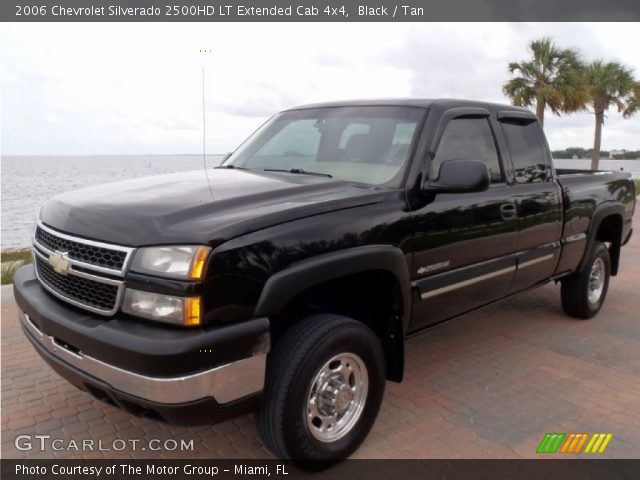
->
610, 149, 626, 159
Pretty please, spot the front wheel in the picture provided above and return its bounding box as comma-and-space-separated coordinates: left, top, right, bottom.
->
561, 241, 611, 319
258, 314, 386, 468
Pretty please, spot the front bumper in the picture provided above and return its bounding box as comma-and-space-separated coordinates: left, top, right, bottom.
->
14, 265, 270, 425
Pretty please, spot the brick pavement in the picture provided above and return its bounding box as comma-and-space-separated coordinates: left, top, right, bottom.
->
2, 217, 639, 459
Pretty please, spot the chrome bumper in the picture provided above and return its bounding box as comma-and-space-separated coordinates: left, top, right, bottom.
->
20, 311, 266, 405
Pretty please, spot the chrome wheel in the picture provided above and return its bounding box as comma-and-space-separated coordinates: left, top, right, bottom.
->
305, 352, 368, 443
588, 257, 605, 305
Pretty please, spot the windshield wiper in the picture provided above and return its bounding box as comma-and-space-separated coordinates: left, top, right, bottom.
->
263, 168, 333, 178
214, 164, 250, 170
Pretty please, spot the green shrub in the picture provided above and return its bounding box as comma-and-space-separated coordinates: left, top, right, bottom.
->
1, 249, 32, 285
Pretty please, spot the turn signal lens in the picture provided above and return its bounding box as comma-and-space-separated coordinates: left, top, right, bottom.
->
184, 296, 201, 326
189, 247, 210, 280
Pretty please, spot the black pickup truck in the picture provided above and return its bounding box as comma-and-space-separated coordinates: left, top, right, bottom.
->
14, 99, 635, 464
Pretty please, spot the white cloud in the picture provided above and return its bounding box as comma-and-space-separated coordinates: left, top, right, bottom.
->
1, 22, 638, 155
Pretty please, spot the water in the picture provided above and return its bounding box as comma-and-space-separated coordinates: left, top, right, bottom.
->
554, 158, 640, 176
1, 155, 638, 249
1, 155, 223, 250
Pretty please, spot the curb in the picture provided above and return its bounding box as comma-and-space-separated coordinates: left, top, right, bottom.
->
1, 284, 15, 304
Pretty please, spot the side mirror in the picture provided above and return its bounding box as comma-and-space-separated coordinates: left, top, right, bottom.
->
424, 160, 490, 194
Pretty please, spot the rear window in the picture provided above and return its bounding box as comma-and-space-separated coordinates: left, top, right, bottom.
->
501, 119, 549, 183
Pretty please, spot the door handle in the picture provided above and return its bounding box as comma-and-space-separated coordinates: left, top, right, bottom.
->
500, 203, 517, 220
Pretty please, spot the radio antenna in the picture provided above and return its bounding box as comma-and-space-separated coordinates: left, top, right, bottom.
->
202, 66, 214, 200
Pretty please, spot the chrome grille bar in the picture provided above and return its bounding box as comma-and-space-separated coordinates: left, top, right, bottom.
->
34, 220, 134, 277
31, 221, 133, 316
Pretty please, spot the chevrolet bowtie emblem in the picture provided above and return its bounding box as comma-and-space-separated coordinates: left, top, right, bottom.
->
49, 251, 71, 275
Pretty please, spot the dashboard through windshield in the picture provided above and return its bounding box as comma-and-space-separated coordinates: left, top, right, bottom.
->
223, 106, 425, 186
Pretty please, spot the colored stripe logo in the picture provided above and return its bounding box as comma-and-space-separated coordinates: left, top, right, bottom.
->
537, 433, 565, 453
537, 433, 613, 454
584, 433, 613, 453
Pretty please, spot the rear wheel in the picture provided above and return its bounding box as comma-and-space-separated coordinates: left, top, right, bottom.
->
258, 314, 385, 469
561, 241, 610, 319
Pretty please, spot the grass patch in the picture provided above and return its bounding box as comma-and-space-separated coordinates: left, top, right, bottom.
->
635, 179, 640, 195
1, 248, 32, 285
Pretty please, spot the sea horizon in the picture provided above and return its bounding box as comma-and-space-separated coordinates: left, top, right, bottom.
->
2, 154, 639, 250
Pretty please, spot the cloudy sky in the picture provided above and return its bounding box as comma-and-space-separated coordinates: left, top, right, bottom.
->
1, 22, 638, 155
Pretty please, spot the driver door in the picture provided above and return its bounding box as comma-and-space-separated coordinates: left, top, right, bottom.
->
409, 109, 519, 331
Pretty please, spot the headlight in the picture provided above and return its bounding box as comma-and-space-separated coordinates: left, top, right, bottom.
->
130, 245, 211, 280
122, 289, 201, 326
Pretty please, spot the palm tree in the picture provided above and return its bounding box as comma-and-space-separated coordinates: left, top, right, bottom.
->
583, 61, 639, 170
503, 37, 587, 127
623, 82, 640, 118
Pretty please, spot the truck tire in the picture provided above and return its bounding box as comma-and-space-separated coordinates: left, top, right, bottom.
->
561, 241, 611, 319
258, 314, 385, 468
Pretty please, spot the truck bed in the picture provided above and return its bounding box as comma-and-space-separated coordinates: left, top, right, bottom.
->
555, 168, 635, 276
556, 168, 635, 204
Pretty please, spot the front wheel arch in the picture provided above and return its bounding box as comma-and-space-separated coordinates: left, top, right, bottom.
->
254, 246, 410, 382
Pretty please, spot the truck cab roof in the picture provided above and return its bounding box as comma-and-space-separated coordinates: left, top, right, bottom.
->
286, 98, 536, 116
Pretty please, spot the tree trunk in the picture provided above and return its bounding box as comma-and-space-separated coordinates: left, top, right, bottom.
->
536, 99, 545, 127
591, 111, 603, 170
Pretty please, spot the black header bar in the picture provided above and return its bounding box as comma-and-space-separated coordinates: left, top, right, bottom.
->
2, 459, 640, 480
4, 0, 640, 22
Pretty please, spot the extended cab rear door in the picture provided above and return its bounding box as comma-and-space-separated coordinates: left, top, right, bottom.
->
409, 107, 519, 331
495, 112, 562, 292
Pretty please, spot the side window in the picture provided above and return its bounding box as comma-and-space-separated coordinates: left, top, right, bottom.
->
432, 118, 503, 183
501, 119, 549, 183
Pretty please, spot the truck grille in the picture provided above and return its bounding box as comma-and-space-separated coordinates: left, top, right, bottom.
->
35, 226, 127, 270
32, 222, 134, 315
35, 257, 119, 313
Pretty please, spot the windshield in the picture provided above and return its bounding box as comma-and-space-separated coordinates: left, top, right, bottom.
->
223, 106, 424, 186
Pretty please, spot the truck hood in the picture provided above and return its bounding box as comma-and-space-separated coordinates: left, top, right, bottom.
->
40, 169, 383, 247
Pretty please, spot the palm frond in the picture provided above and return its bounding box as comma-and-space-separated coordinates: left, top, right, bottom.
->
503, 37, 587, 121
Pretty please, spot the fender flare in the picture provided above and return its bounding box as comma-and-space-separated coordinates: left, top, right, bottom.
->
253, 245, 411, 382
577, 203, 625, 274
253, 245, 412, 329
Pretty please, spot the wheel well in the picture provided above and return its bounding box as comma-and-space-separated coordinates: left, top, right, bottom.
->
270, 270, 405, 382
595, 214, 623, 275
